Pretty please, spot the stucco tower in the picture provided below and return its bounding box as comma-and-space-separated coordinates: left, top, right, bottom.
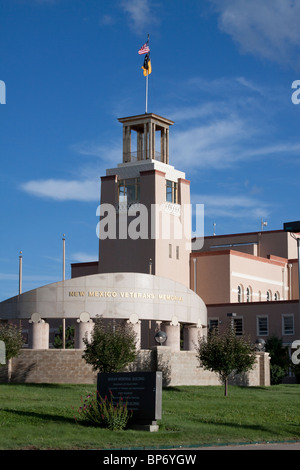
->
98, 113, 191, 288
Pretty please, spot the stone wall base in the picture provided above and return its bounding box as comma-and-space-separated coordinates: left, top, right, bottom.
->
0, 348, 270, 387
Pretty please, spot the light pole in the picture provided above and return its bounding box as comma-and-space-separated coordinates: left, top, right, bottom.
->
19, 251, 22, 295
62, 234, 66, 349
283, 221, 300, 339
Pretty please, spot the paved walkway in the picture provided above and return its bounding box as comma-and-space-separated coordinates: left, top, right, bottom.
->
190, 441, 300, 450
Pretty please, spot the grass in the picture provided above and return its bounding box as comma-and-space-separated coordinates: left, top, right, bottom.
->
0, 383, 299, 449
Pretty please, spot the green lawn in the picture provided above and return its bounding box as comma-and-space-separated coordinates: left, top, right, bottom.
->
0, 383, 299, 450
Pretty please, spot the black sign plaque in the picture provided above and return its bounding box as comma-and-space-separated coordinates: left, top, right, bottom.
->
97, 371, 162, 424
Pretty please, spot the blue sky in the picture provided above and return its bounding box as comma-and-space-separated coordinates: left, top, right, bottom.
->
1, 0, 300, 300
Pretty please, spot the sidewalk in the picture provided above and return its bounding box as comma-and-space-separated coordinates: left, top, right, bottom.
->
191, 441, 300, 450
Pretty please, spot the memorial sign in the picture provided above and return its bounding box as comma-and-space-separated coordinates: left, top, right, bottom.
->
97, 371, 162, 431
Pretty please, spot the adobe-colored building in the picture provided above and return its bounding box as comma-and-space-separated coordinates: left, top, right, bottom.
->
0, 113, 206, 353
191, 230, 300, 349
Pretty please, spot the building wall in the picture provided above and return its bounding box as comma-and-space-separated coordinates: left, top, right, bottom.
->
191, 245, 299, 305
191, 251, 231, 304
198, 230, 298, 260
229, 250, 288, 302
0, 347, 270, 387
207, 300, 299, 346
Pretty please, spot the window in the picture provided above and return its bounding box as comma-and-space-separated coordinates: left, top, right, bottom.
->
118, 178, 140, 203
237, 285, 243, 303
176, 246, 179, 260
282, 314, 294, 335
246, 286, 252, 303
209, 319, 219, 333
233, 317, 243, 336
274, 291, 280, 301
266, 290, 272, 302
169, 244, 172, 258
257, 316, 268, 336
166, 180, 178, 203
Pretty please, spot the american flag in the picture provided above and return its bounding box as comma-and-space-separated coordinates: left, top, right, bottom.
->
138, 42, 150, 55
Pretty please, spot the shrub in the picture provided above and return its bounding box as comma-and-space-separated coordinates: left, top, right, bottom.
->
82, 316, 137, 373
74, 390, 132, 430
0, 322, 23, 363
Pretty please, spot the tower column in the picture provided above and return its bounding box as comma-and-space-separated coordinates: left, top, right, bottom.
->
166, 128, 169, 164
152, 123, 156, 160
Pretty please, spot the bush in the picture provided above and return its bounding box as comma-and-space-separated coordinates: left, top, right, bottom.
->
0, 322, 23, 363
82, 316, 137, 373
73, 390, 132, 430
265, 335, 289, 384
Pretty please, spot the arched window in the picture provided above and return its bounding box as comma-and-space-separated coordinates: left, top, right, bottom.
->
237, 285, 243, 303
274, 291, 280, 301
246, 286, 252, 302
266, 290, 272, 302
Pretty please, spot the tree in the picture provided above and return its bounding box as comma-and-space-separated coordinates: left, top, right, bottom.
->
54, 325, 75, 349
195, 325, 256, 396
82, 316, 137, 373
0, 322, 23, 363
265, 335, 289, 385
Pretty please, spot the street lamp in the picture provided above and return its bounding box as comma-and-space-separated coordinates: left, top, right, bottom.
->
255, 338, 265, 351
155, 330, 167, 345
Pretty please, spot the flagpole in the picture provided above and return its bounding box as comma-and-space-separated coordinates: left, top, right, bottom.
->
145, 73, 148, 113
146, 33, 149, 113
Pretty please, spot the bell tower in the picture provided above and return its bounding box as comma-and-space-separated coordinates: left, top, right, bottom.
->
119, 113, 172, 164
98, 113, 191, 288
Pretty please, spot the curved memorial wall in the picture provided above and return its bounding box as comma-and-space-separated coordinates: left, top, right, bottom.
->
0, 272, 207, 351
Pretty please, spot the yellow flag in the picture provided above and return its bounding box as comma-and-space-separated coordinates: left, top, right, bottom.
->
142, 54, 152, 76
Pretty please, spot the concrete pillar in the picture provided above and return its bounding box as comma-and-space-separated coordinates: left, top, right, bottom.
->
149, 121, 153, 160
183, 324, 202, 351
152, 123, 156, 160
28, 321, 49, 349
75, 319, 94, 349
127, 313, 141, 349
144, 123, 148, 160
161, 317, 180, 351
166, 128, 169, 164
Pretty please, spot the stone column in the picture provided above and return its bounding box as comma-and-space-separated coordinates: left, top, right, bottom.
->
75, 316, 94, 349
144, 123, 148, 160
28, 321, 49, 349
127, 313, 141, 350
152, 123, 156, 160
183, 324, 202, 351
161, 316, 180, 351
166, 128, 169, 164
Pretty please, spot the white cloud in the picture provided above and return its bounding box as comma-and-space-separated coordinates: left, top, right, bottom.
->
171, 117, 254, 170
120, 0, 157, 34
209, 0, 300, 65
72, 252, 98, 263
192, 194, 270, 220
21, 178, 99, 202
